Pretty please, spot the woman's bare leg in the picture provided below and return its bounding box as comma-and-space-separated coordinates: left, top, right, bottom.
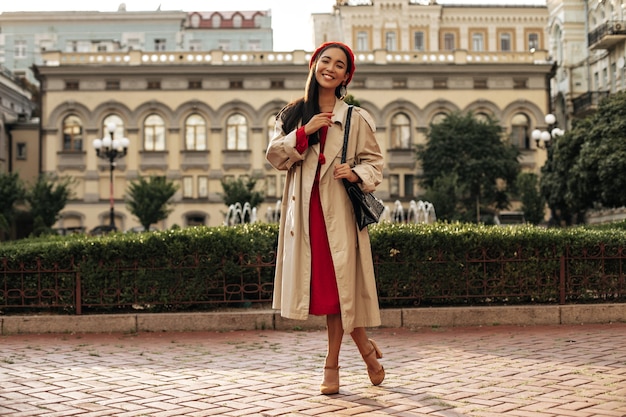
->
320, 314, 344, 394
325, 314, 344, 367
350, 327, 384, 380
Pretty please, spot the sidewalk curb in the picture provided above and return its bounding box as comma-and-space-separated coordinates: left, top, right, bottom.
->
1, 303, 625, 335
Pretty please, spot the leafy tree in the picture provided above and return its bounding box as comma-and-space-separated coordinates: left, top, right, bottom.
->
25, 174, 75, 237
126, 176, 179, 232
541, 91, 626, 225
416, 111, 520, 223
515, 172, 545, 225
421, 172, 467, 222
221, 177, 264, 208
0, 172, 25, 237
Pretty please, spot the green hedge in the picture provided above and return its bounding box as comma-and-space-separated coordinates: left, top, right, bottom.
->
1, 221, 625, 313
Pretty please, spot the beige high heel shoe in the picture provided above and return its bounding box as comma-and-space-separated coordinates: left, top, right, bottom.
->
363, 339, 385, 386
320, 366, 340, 395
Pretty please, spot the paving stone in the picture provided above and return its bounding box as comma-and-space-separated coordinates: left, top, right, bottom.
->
1, 323, 625, 416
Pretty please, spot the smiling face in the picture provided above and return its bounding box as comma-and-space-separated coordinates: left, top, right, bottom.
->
314, 46, 349, 92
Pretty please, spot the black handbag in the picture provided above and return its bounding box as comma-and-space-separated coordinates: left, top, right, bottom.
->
341, 105, 385, 230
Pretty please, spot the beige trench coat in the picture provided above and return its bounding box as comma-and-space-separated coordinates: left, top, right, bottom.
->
265, 99, 383, 333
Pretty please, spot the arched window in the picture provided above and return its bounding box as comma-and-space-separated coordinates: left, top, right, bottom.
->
226, 113, 248, 150
102, 114, 125, 141
143, 114, 165, 151
232, 14, 242, 28
185, 114, 207, 150
190, 13, 200, 28
474, 112, 490, 123
511, 113, 530, 149
62, 115, 83, 151
211, 14, 221, 28
390, 113, 411, 149
431, 112, 448, 125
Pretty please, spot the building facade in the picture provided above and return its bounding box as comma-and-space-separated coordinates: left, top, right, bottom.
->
35, 41, 553, 232
546, 0, 626, 123
544, 0, 626, 223
0, 65, 36, 177
6, 0, 626, 233
0, 8, 272, 83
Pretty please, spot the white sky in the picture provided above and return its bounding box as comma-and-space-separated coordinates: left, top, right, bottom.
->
0, 0, 546, 52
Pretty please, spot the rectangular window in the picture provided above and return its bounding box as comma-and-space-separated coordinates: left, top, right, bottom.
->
385, 31, 397, 51
356, 31, 369, 51
528, 33, 539, 51
270, 80, 284, 89
433, 78, 447, 89
611, 62, 617, 92
247, 39, 261, 51
15, 40, 26, 58
189, 39, 202, 51
65, 80, 79, 90
126, 38, 141, 50
500, 33, 512, 51
106, 80, 120, 90
443, 33, 455, 51
404, 175, 415, 198
413, 31, 424, 51
147, 80, 161, 90
16, 142, 27, 160
39, 40, 54, 52
602, 67, 608, 88
392, 78, 407, 89
390, 175, 400, 197
230, 80, 243, 89
267, 175, 277, 198
188, 80, 202, 89
183, 177, 193, 198
472, 33, 484, 51
154, 39, 166, 51
218, 40, 232, 50
513, 78, 528, 89
198, 176, 208, 198
511, 125, 529, 149
474, 78, 488, 89
66, 41, 78, 52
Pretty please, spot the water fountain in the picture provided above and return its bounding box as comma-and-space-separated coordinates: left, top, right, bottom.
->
406, 200, 437, 224
224, 202, 256, 226
391, 200, 405, 223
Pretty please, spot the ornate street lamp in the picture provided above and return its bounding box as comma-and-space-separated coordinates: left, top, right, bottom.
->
92, 122, 130, 229
531, 113, 565, 149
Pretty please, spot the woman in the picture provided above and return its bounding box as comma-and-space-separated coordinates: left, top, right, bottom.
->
266, 41, 385, 395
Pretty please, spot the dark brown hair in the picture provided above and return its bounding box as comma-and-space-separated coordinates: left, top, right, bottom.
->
277, 43, 354, 145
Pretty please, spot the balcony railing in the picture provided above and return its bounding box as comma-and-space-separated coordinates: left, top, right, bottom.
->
572, 91, 610, 116
588, 20, 626, 50
40, 48, 551, 68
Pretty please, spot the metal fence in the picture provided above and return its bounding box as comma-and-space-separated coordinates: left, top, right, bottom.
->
2, 244, 625, 315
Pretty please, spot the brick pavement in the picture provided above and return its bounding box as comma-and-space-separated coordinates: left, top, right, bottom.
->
1, 323, 625, 417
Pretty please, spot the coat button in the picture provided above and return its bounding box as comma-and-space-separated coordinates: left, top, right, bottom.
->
290, 231, 294, 236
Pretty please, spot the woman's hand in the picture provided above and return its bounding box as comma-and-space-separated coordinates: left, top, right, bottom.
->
334, 163, 360, 183
304, 112, 334, 136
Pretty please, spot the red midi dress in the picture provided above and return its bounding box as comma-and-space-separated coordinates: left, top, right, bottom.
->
308, 126, 341, 315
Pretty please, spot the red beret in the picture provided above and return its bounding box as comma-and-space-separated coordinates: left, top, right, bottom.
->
309, 41, 356, 86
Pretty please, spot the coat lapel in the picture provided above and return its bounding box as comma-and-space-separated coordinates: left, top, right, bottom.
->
319, 101, 349, 179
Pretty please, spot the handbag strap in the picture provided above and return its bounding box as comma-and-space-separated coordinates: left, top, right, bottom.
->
340, 105, 354, 164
